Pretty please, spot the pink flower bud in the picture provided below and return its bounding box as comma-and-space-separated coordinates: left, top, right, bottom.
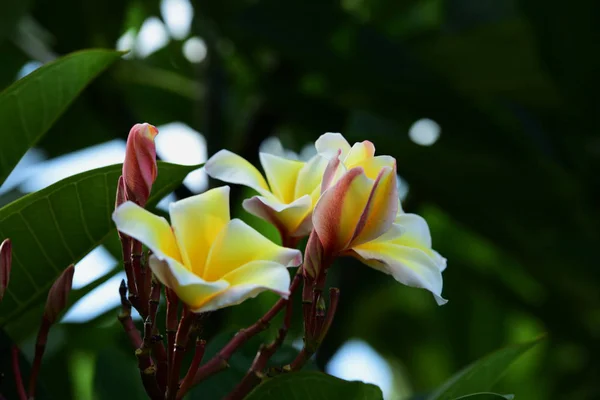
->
115, 175, 128, 209
0, 239, 12, 302
123, 123, 159, 207
43, 264, 75, 323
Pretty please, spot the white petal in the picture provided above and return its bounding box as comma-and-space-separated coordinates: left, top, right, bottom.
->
315, 132, 352, 160
352, 243, 447, 305
112, 202, 181, 263
205, 149, 271, 196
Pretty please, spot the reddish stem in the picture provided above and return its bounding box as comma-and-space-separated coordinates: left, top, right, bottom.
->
131, 240, 147, 317
148, 279, 167, 391
290, 287, 340, 371
178, 338, 206, 397
165, 287, 179, 373
118, 280, 142, 349
11, 346, 26, 400
167, 309, 193, 400
183, 274, 302, 397
28, 318, 51, 398
318, 288, 340, 343
226, 296, 294, 399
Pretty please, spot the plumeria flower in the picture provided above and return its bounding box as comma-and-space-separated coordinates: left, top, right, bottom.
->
308, 134, 447, 304
112, 186, 302, 313
205, 149, 329, 240
350, 205, 447, 305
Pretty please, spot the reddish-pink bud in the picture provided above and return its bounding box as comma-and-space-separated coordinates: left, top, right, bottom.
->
44, 264, 75, 323
303, 230, 325, 279
123, 123, 159, 207
0, 239, 12, 302
115, 175, 128, 209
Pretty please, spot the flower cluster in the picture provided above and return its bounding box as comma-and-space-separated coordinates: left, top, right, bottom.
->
110, 125, 447, 399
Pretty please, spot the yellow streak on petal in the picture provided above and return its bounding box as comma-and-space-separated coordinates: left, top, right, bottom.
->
351, 155, 396, 180
149, 256, 228, 310
205, 150, 271, 196
344, 141, 375, 169
259, 153, 304, 203
169, 187, 230, 276
203, 219, 301, 281
294, 154, 328, 199
112, 202, 181, 263
243, 195, 313, 237
191, 260, 291, 312
350, 167, 398, 247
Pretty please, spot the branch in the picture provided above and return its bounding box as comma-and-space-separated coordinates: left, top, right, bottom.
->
226, 296, 294, 399
118, 280, 142, 349
181, 273, 302, 398
177, 338, 206, 396
167, 309, 193, 400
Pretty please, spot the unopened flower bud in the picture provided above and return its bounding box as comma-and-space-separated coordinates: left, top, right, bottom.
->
303, 230, 325, 279
115, 175, 128, 209
43, 264, 75, 323
0, 239, 12, 302
123, 123, 159, 207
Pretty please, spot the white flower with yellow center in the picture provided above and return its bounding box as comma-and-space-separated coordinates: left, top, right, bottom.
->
112, 186, 301, 312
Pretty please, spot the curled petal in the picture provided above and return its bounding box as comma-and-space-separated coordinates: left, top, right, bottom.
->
112, 202, 181, 263
0, 239, 11, 302
394, 213, 433, 248
350, 166, 399, 247
203, 219, 302, 281
149, 256, 228, 310
312, 167, 372, 255
344, 141, 375, 168
169, 187, 230, 276
243, 195, 313, 237
352, 155, 396, 180
315, 132, 352, 160
193, 261, 291, 313
205, 150, 271, 197
259, 152, 304, 203
294, 154, 329, 199
351, 243, 447, 305
320, 149, 344, 193
123, 123, 158, 206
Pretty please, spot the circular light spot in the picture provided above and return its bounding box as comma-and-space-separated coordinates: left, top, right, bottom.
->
408, 118, 441, 146
183, 37, 207, 63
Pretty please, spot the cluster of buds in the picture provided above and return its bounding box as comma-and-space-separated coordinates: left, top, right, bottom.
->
1, 236, 75, 400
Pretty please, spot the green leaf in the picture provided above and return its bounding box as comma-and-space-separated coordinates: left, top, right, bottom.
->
0, 161, 199, 329
245, 371, 383, 400
0, 49, 122, 185
453, 394, 514, 400
428, 336, 545, 400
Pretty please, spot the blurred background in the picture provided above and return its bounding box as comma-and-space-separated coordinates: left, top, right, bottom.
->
1, 0, 599, 399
